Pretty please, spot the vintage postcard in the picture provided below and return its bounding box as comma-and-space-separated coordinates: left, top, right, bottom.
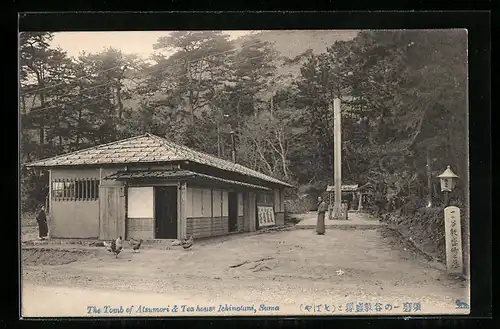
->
20, 29, 470, 317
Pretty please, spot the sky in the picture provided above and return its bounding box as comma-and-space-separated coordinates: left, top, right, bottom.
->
51, 31, 253, 59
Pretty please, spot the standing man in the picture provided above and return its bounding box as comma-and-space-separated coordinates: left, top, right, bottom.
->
36, 205, 48, 240
316, 196, 328, 235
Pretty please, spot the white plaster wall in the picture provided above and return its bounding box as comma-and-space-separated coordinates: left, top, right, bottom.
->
127, 187, 154, 218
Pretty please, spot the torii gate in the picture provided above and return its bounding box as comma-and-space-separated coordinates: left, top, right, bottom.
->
325, 183, 372, 219
326, 184, 358, 220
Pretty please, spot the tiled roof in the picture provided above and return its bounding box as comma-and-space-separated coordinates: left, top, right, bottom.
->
326, 184, 359, 192
105, 169, 271, 191
25, 133, 292, 188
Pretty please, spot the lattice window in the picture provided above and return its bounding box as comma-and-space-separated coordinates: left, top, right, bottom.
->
51, 178, 99, 201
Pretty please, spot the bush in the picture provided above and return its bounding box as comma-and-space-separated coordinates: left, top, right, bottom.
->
382, 206, 446, 261
21, 168, 49, 213
285, 197, 313, 213
21, 211, 38, 228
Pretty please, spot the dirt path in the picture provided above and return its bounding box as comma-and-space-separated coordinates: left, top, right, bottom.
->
21, 227, 469, 317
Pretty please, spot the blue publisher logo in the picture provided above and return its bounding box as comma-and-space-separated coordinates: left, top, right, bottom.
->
455, 299, 469, 309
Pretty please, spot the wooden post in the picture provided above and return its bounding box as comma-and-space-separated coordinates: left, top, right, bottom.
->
444, 206, 463, 274
357, 192, 363, 212
118, 184, 126, 238
243, 191, 249, 232
211, 188, 214, 234
333, 98, 342, 219
444, 191, 449, 207
328, 191, 333, 220
179, 181, 187, 239
220, 189, 224, 232
248, 192, 256, 232
230, 131, 236, 163
48, 169, 52, 239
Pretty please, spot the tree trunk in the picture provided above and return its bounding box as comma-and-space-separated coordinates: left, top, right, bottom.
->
34, 70, 46, 145
116, 82, 124, 120
186, 61, 195, 124
38, 94, 46, 145
216, 117, 221, 157
426, 147, 433, 207
270, 91, 274, 117
281, 153, 288, 179
236, 99, 241, 133
75, 108, 82, 148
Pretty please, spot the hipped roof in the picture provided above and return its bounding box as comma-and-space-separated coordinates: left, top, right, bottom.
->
24, 133, 292, 188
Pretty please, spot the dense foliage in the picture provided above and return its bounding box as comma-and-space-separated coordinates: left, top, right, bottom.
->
20, 30, 468, 216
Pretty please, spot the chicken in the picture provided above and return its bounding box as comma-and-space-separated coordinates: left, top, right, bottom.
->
129, 238, 143, 252
104, 236, 123, 258
180, 236, 194, 250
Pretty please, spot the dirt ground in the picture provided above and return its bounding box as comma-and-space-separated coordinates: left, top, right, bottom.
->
21, 224, 469, 317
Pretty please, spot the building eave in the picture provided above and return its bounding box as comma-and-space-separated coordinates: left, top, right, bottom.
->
105, 169, 272, 191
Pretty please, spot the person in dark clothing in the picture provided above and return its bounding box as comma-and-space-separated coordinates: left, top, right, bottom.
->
36, 205, 48, 240
316, 197, 328, 235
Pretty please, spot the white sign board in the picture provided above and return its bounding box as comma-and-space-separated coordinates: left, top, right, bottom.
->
257, 206, 275, 227
444, 206, 463, 273
127, 187, 154, 218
